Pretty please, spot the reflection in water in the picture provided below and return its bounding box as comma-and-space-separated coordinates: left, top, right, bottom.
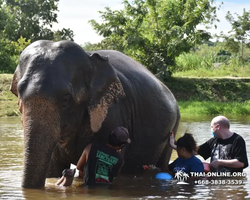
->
0, 116, 250, 199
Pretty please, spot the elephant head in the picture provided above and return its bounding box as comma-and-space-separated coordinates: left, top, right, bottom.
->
10, 40, 125, 188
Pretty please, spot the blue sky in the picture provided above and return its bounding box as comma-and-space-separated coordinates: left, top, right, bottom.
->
223, 0, 248, 3
52, 0, 250, 45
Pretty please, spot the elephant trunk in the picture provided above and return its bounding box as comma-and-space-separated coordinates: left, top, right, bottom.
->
22, 134, 57, 188
21, 96, 60, 188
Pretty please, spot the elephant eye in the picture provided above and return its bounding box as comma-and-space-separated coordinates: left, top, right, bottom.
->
60, 94, 72, 109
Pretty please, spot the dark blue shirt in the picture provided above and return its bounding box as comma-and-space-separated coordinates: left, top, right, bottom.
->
169, 155, 204, 175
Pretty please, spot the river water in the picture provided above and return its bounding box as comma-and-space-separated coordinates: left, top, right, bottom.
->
1, 116, 250, 199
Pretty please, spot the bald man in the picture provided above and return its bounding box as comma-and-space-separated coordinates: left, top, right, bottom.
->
170, 116, 248, 173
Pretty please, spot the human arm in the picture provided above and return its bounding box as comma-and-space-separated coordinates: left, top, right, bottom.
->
169, 131, 177, 150
210, 159, 244, 169
77, 144, 92, 178
169, 132, 200, 155
55, 144, 92, 186
168, 159, 176, 172
197, 139, 214, 160
210, 135, 248, 170
55, 168, 76, 186
116, 161, 124, 176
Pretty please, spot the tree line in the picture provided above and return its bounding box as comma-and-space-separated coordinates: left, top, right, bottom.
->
1, 0, 249, 80
0, 0, 74, 73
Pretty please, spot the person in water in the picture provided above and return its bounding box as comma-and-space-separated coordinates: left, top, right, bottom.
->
168, 133, 204, 176
56, 126, 131, 186
170, 116, 248, 173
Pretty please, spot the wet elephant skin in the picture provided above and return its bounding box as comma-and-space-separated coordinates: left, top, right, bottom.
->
10, 40, 180, 188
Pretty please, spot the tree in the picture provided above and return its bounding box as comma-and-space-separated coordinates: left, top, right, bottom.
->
0, 1, 15, 73
0, 0, 74, 73
89, 0, 219, 80
222, 9, 250, 64
0, 36, 31, 73
53, 28, 74, 41
3, 0, 74, 42
81, 42, 97, 51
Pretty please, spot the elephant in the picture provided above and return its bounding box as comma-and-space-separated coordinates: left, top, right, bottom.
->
10, 40, 180, 188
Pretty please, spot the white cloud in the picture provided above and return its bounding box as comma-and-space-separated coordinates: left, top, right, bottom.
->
52, 0, 250, 45
52, 0, 123, 45
207, 1, 250, 35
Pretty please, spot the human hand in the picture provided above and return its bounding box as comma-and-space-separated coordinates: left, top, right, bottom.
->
117, 149, 122, 153
169, 131, 176, 150
56, 176, 74, 186
78, 170, 83, 178
55, 168, 76, 186
142, 165, 160, 171
210, 160, 221, 169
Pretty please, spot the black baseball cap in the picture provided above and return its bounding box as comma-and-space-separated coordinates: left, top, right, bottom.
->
108, 127, 131, 146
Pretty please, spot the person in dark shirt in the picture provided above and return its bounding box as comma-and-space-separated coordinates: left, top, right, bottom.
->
169, 133, 204, 176
56, 126, 131, 186
198, 116, 248, 173
170, 116, 248, 173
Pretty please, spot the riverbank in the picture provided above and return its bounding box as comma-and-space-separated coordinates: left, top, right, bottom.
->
1, 74, 250, 117
165, 77, 250, 116
0, 74, 20, 117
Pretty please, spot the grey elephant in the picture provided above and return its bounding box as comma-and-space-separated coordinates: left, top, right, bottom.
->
10, 40, 180, 188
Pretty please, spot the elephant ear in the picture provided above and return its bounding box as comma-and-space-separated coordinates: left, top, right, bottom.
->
10, 50, 23, 97
10, 68, 20, 97
88, 53, 125, 132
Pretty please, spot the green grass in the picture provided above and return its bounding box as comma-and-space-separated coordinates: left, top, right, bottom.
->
174, 51, 250, 78
2, 73, 250, 117
165, 77, 250, 102
173, 66, 250, 78
0, 74, 20, 117
164, 77, 250, 116
178, 101, 250, 116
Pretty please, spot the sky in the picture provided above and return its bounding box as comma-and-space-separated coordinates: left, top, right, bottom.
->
52, 0, 250, 45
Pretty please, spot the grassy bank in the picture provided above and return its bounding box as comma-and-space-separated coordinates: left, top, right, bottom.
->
1, 74, 250, 117
165, 77, 250, 116
0, 74, 20, 117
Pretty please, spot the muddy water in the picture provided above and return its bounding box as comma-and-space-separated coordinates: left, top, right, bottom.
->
1, 116, 250, 199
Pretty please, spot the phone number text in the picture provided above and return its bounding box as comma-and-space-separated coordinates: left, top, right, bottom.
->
194, 179, 244, 185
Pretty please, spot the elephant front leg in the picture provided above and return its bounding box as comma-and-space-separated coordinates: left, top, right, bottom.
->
47, 145, 71, 178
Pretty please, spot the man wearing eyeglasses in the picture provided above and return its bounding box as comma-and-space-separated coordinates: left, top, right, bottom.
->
170, 116, 248, 173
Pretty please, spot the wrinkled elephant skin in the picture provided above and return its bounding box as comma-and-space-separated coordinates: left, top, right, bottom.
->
10, 40, 180, 188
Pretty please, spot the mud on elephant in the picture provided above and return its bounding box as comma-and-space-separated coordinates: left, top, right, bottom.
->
10, 40, 180, 188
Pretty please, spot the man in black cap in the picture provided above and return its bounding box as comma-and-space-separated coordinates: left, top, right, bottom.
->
56, 126, 131, 186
